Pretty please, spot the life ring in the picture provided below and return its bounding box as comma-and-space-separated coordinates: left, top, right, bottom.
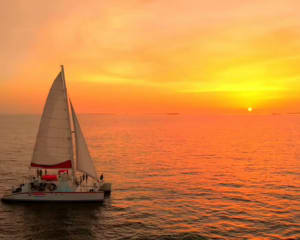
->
48, 183, 57, 191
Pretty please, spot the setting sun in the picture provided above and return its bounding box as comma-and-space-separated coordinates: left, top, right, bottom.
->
248, 107, 253, 112
1, 0, 300, 115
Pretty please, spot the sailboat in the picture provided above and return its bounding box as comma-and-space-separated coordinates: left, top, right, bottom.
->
2, 66, 111, 202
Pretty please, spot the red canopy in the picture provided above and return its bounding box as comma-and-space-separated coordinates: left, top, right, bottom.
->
41, 175, 58, 181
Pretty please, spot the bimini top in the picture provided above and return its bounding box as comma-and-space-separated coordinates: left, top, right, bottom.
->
41, 175, 58, 181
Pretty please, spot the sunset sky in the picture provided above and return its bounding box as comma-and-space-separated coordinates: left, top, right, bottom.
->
1, 0, 300, 114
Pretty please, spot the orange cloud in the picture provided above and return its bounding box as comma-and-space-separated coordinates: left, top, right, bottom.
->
1, 0, 300, 114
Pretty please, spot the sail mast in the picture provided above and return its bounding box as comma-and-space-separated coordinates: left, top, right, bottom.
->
70, 99, 79, 177
61, 65, 75, 180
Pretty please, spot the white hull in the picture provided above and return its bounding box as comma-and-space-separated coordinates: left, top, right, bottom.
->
1, 191, 104, 203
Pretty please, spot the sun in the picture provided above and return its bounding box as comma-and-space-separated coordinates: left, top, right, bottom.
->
248, 107, 253, 112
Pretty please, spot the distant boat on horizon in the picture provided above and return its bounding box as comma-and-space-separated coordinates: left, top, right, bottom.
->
166, 113, 180, 115
1, 66, 111, 203
287, 112, 300, 115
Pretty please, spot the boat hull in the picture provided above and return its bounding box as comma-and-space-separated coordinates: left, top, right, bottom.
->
1, 191, 104, 203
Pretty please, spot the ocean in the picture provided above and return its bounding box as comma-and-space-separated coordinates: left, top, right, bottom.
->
0, 114, 299, 240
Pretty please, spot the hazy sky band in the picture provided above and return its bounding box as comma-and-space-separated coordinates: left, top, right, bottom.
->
1, 0, 300, 114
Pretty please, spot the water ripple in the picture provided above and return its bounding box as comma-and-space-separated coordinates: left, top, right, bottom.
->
1, 115, 300, 239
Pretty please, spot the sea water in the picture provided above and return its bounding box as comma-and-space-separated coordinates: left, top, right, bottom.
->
0, 114, 299, 239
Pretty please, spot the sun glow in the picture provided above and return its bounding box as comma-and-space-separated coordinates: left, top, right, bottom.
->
1, 1, 300, 114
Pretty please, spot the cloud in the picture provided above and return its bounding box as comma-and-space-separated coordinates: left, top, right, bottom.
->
1, 0, 300, 113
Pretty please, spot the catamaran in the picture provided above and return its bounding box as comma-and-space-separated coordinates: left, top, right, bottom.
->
1, 66, 111, 202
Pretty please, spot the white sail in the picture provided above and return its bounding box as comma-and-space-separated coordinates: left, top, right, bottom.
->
31, 68, 73, 169
70, 102, 98, 179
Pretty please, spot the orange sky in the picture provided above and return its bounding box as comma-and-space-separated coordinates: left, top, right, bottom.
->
1, 0, 300, 114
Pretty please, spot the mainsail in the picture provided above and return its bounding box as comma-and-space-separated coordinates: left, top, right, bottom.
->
70, 102, 98, 179
31, 67, 73, 168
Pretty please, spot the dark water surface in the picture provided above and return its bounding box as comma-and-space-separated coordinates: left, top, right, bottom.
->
0, 114, 299, 240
